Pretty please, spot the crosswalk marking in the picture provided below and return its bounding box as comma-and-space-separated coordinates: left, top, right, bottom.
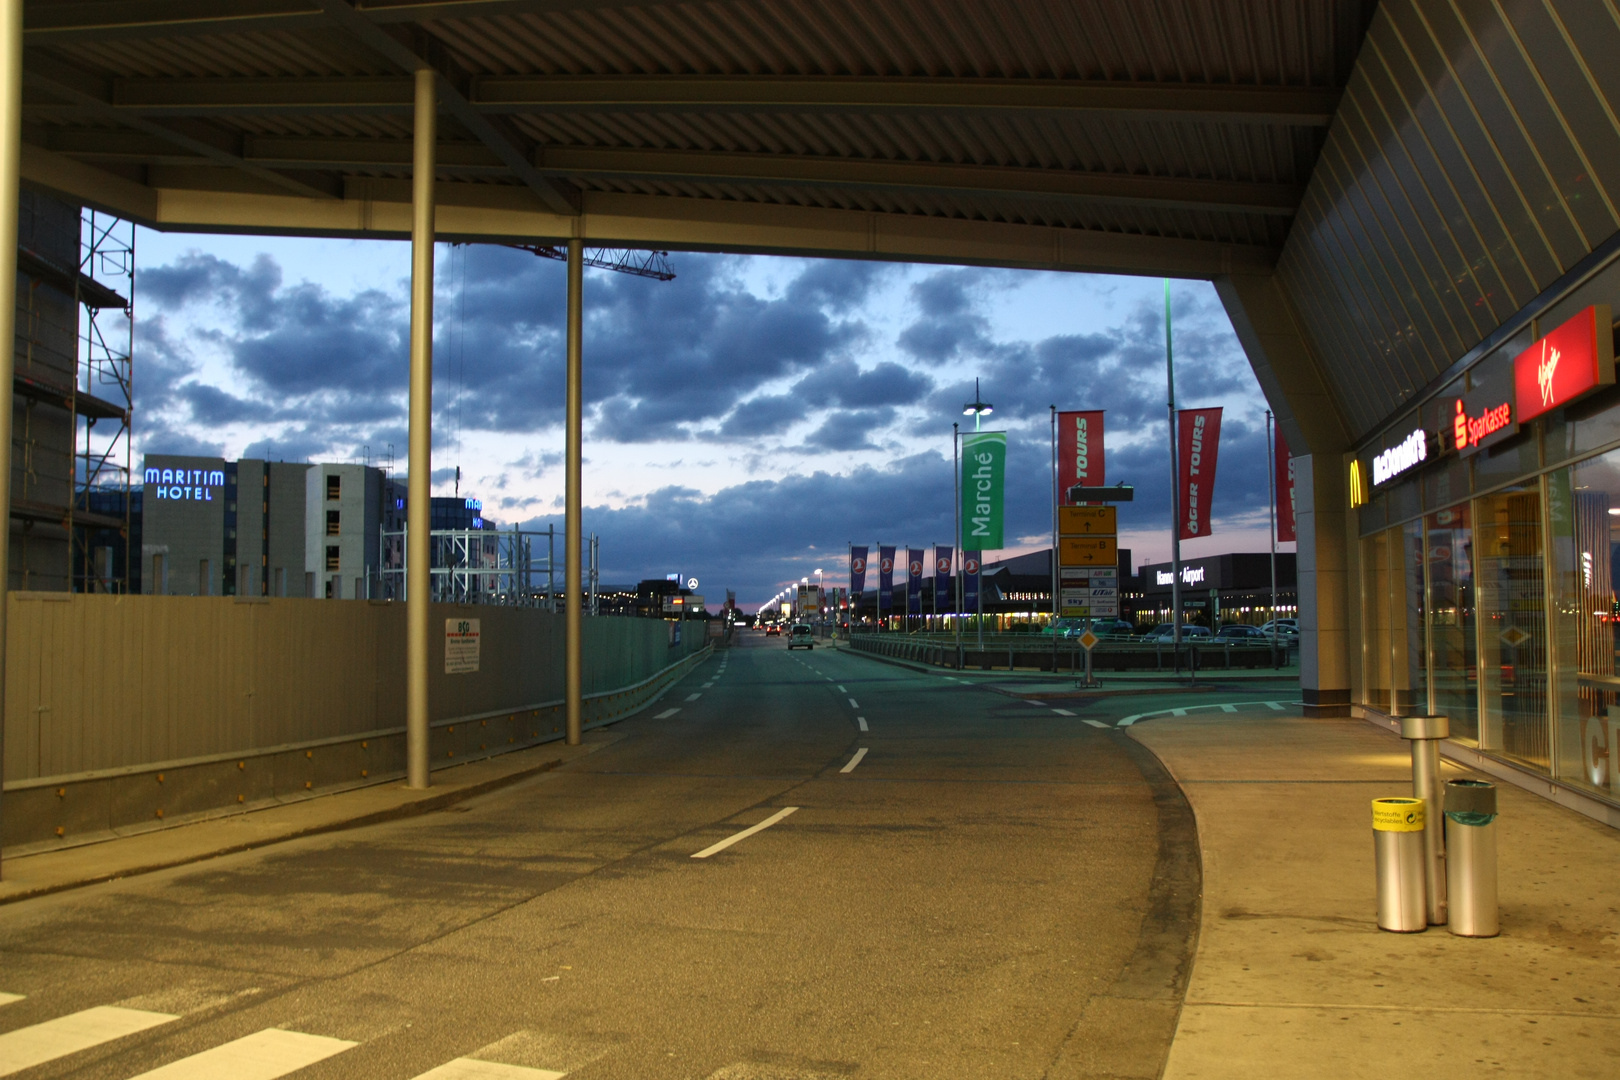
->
413, 1059, 566, 1079
0, 1006, 177, 1077
1220, 704, 1238, 712
129, 1029, 355, 1080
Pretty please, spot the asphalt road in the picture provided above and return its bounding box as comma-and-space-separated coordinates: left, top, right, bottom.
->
0, 634, 1245, 1080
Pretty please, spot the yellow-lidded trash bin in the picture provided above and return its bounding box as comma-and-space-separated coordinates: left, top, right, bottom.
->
1372, 797, 1426, 932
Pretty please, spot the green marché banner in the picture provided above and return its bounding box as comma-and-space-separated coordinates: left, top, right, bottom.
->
962, 431, 1007, 550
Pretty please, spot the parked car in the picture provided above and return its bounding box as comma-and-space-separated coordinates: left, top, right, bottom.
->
787, 624, 816, 650
1215, 623, 1267, 639
1257, 619, 1299, 636
1143, 623, 1212, 642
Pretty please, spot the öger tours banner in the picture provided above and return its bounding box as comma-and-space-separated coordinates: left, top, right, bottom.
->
1275, 431, 1296, 543
1177, 408, 1223, 540
1057, 411, 1105, 504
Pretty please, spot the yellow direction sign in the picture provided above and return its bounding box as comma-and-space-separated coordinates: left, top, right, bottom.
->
1059, 505, 1117, 535
1059, 535, 1118, 566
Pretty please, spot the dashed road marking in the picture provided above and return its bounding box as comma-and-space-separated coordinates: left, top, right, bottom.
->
685, 693, 701, 702
0, 1007, 178, 1077
130, 1029, 355, 1080
857, 717, 868, 731
840, 748, 869, 774
847, 698, 859, 708
654, 708, 680, 719
1082, 719, 1110, 729
1051, 708, 1075, 716
691, 807, 800, 859
837, 685, 847, 692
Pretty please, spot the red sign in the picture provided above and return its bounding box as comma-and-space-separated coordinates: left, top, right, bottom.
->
1177, 407, 1223, 540
1513, 304, 1614, 423
1057, 410, 1105, 505
1275, 429, 1296, 544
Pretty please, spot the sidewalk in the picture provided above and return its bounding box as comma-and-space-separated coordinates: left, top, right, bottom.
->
1127, 708, 1620, 1079
0, 731, 620, 905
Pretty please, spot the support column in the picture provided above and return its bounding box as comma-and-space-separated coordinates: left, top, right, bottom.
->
565, 239, 583, 746
405, 68, 436, 787
0, 0, 21, 877
1215, 272, 1354, 717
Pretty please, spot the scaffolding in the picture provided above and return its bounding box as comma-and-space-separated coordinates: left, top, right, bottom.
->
379, 524, 558, 606
73, 210, 135, 592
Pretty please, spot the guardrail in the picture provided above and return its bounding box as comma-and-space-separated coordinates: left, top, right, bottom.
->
846, 632, 1295, 673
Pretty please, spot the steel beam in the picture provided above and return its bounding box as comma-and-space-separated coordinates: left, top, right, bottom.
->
0, 0, 19, 880
313, 0, 579, 215
405, 67, 435, 789
565, 237, 582, 747
98, 73, 1339, 127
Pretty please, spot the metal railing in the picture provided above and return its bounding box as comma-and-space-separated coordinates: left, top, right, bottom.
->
846, 630, 1297, 673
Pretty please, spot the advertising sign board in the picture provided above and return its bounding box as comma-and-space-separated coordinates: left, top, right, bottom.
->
445, 618, 480, 674
1514, 304, 1614, 423
1057, 411, 1105, 505
961, 432, 1007, 550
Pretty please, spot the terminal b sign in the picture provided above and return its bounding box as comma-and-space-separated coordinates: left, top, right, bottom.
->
1059, 535, 1117, 567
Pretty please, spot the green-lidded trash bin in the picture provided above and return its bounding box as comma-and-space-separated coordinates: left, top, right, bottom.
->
1444, 779, 1499, 938
1372, 797, 1426, 932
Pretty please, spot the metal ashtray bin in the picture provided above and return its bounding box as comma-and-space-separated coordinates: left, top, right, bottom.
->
1372, 797, 1427, 932
1399, 715, 1449, 925
1444, 779, 1499, 938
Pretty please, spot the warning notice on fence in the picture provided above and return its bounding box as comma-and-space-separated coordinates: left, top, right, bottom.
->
445, 618, 481, 674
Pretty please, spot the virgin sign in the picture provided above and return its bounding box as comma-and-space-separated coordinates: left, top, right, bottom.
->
1513, 304, 1614, 423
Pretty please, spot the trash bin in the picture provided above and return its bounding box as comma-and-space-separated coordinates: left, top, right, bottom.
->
1372, 797, 1427, 932
1444, 779, 1499, 938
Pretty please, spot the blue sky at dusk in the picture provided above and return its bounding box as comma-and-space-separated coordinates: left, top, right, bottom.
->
133, 229, 1291, 607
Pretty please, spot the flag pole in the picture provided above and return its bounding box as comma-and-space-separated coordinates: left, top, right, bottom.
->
1165, 278, 1182, 657
1267, 410, 1279, 667
1050, 404, 1059, 674
953, 422, 962, 668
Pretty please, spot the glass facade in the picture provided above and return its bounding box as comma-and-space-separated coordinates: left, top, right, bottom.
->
1361, 426, 1620, 804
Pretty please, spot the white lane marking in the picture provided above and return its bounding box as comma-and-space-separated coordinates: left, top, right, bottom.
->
837, 685, 847, 692
413, 1059, 566, 1079
129, 1029, 356, 1080
1051, 708, 1075, 716
691, 807, 800, 859
702, 682, 714, 688
857, 717, 868, 731
847, 697, 859, 708
1115, 700, 1293, 727
1025, 699, 1046, 707
840, 748, 869, 774
654, 708, 680, 719
685, 693, 701, 702
0, 1007, 178, 1077
0, 994, 21, 1007
1082, 719, 1111, 729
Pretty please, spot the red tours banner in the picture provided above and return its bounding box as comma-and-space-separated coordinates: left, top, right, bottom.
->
1177, 407, 1223, 540
1057, 410, 1105, 504
1276, 430, 1296, 543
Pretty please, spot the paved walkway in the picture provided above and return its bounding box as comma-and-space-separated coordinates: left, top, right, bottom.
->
1128, 708, 1620, 1079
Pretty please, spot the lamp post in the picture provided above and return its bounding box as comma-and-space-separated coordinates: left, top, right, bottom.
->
961, 379, 993, 648
815, 568, 824, 636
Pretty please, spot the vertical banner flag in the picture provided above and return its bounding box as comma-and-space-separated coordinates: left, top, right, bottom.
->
1177, 407, 1223, 540
907, 549, 924, 616
1057, 411, 1105, 504
961, 432, 1008, 550
963, 550, 982, 612
934, 545, 953, 611
850, 546, 868, 603
1275, 431, 1296, 543
878, 546, 896, 616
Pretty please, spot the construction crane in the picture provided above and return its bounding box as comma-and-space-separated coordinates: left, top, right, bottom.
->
508, 244, 675, 281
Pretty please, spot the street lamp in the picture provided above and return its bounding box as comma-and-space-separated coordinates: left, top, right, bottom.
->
962, 377, 994, 432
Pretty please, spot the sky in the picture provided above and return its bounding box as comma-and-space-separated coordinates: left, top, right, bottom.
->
132, 228, 1293, 610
